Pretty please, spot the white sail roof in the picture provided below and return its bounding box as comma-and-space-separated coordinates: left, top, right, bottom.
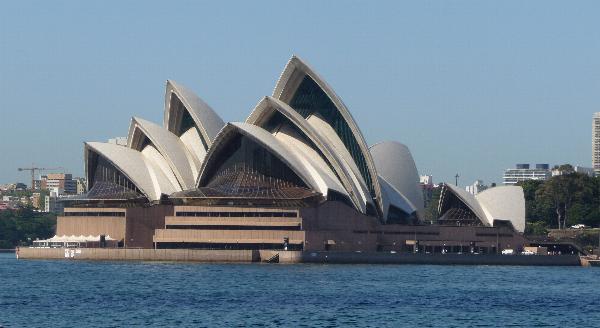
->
127, 117, 198, 189
370, 141, 424, 221
197, 122, 346, 197
273, 55, 383, 216
476, 186, 526, 233
85, 142, 178, 201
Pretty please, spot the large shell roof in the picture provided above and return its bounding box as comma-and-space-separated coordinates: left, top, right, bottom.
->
197, 122, 346, 197
79, 55, 524, 231
164, 79, 225, 146
85, 142, 178, 201
84, 81, 224, 200
370, 141, 424, 220
440, 183, 525, 233
272, 55, 384, 217
246, 96, 369, 213
127, 117, 198, 190
476, 186, 526, 233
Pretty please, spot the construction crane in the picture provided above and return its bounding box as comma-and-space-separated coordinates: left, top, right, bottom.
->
17, 166, 63, 190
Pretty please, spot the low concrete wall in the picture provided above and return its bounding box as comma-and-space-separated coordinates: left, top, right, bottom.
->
302, 252, 582, 266
18, 248, 255, 262
258, 250, 303, 263
16, 248, 582, 266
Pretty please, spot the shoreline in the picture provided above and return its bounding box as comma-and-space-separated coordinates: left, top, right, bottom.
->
15, 247, 584, 266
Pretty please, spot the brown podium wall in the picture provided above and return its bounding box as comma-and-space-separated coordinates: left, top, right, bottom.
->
125, 205, 173, 248
56, 216, 125, 241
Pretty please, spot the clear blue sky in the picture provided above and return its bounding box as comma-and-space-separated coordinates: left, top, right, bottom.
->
1, 1, 599, 187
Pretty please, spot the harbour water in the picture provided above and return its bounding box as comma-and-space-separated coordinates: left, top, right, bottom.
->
1, 252, 599, 327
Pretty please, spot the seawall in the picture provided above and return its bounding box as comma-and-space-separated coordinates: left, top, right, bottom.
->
17, 247, 256, 262
302, 251, 582, 266
17, 248, 583, 266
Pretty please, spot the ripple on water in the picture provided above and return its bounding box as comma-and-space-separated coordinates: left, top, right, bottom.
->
1, 254, 599, 327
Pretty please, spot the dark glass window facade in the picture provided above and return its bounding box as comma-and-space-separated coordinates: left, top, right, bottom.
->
87, 151, 141, 195
203, 134, 307, 190
326, 190, 354, 208
169, 95, 209, 150
437, 188, 483, 227
138, 135, 151, 151
288, 75, 375, 198
386, 205, 416, 225
176, 211, 297, 218
263, 111, 342, 183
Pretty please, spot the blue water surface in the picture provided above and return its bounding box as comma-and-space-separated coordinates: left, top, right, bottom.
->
0, 252, 598, 327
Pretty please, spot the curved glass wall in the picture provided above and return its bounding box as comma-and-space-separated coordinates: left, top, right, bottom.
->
202, 134, 307, 190
263, 111, 342, 183
288, 75, 375, 198
438, 188, 483, 227
87, 150, 142, 196
169, 95, 209, 150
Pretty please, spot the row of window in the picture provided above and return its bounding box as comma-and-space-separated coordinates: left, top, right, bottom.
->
64, 212, 125, 217
475, 233, 513, 237
165, 225, 301, 231
353, 230, 440, 236
175, 211, 297, 218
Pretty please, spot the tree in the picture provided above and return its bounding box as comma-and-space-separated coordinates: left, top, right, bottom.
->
0, 206, 56, 248
535, 173, 595, 229
525, 221, 549, 235
423, 187, 441, 223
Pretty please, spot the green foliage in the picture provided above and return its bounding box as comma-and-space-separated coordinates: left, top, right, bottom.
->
0, 189, 33, 198
575, 230, 600, 248
520, 174, 600, 232
0, 207, 56, 248
525, 221, 549, 235
423, 187, 441, 223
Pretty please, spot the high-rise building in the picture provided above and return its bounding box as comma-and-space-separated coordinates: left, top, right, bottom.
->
75, 178, 87, 195
593, 112, 600, 175
503, 164, 551, 185
32, 192, 41, 209
44, 188, 64, 215
465, 180, 488, 195
40, 173, 77, 194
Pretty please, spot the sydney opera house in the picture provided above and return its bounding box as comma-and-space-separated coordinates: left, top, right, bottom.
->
54, 56, 527, 254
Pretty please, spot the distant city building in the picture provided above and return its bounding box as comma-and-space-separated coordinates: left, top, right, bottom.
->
33, 179, 42, 190
465, 180, 488, 195
503, 164, 551, 185
32, 192, 41, 209
41, 173, 76, 194
575, 166, 596, 177
75, 177, 87, 194
44, 189, 64, 215
19, 196, 30, 205
420, 175, 433, 186
108, 137, 128, 146
552, 165, 596, 177
0, 202, 9, 211
419, 175, 436, 204
1, 182, 28, 191
593, 112, 600, 175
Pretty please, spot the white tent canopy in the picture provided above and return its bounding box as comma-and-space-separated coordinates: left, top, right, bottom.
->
37, 235, 116, 243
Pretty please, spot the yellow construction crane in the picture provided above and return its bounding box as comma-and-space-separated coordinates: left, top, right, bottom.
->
17, 166, 64, 190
